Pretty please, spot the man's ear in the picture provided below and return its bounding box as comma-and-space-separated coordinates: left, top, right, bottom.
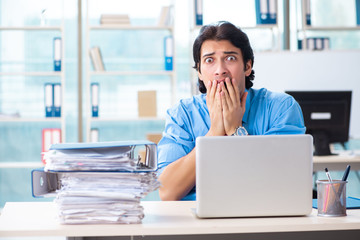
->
245, 60, 252, 77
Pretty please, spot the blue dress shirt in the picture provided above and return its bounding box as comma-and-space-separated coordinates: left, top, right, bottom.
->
157, 88, 306, 200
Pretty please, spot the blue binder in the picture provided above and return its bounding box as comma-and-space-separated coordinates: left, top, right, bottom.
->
305, 0, 311, 26
91, 83, 99, 117
53, 83, 61, 117
164, 36, 173, 71
195, 0, 203, 26
53, 37, 62, 72
44, 83, 53, 117
356, 0, 360, 26
255, 0, 277, 25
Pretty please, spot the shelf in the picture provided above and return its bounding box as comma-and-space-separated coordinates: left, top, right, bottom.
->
0, 162, 44, 169
89, 70, 174, 76
0, 26, 63, 31
89, 25, 173, 31
0, 72, 63, 77
0, 118, 62, 123
301, 26, 360, 31
191, 24, 278, 31
91, 117, 165, 122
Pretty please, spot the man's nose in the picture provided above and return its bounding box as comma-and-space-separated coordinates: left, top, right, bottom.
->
215, 61, 228, 77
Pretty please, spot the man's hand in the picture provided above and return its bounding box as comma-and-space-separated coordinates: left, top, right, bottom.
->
220, 77, 248, 136
206, 80, 226, 136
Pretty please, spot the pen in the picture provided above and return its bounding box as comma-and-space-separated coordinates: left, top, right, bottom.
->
325, 168, 333, 182
342, 165, 351, 181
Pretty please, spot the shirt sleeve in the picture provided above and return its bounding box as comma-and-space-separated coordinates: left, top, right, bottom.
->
157, 103, 196, 174
265, 95, 306, 135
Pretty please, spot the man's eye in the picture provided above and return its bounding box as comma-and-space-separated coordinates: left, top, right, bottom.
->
205, 58, 213, 63
227, 56, 236, 61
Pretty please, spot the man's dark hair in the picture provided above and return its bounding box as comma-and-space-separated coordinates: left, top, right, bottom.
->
193, 21, 255, 93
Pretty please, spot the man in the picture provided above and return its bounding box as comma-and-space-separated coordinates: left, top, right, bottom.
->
157, 21, 305, 201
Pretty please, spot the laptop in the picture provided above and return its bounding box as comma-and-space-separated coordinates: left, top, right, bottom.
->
195, 134, 313, 218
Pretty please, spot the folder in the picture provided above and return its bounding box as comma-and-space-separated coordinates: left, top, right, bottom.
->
53, 37, 62, 71
356, 0, 360, 26
44, 83, 53, 117
90, 128, 99, 142
195, 0, 203, 26
304, 0, 311, 26
164, 36, 173, 71
255, 0, 277, 25
91, 83, 99, 117
53, 83, 61, 117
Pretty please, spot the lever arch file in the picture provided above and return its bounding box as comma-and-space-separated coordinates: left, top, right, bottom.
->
53, 37, 62, 71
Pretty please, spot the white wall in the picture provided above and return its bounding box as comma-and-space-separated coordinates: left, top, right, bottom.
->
253, 50, 360, 138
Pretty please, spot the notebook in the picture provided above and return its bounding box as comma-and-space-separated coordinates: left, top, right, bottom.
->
195, 134, 313, 218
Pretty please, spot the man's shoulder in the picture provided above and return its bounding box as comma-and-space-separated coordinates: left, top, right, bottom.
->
178, 94, 206, 108
168, 94, 207, 114
251, 88, 293, 103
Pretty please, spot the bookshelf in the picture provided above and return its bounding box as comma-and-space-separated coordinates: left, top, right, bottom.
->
84, 0, 175, 142
296, 0, 360, 50
0, 2, 66, 167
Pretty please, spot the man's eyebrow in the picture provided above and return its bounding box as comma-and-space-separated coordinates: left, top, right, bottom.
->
224, 51, 239, 55
202, 52, 215, 58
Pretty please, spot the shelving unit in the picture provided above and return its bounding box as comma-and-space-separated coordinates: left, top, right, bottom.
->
0, 2, 66, 167
84, 0, 175, 142
296, 0, 360, 50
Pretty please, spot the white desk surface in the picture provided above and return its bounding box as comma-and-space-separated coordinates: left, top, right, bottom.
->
1, 201, 360, 238
313, 154, 360, 171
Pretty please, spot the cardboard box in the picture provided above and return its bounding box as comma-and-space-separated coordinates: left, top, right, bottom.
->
138, 90, 157, 117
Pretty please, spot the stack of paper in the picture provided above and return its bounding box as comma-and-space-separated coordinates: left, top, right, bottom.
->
55, 172, 159, 224
43, 141, 160, 224
44, 146, 135, 172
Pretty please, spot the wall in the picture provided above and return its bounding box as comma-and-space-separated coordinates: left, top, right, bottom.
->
253, 50, 360, 138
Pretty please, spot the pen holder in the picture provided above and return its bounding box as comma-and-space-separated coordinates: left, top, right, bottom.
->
316, 180, 347, 217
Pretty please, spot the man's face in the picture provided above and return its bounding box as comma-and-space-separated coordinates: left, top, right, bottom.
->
198, 40, 252, 96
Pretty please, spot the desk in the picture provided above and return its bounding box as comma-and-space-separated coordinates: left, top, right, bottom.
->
313, 154, 360, 171
1, 201, 360, 240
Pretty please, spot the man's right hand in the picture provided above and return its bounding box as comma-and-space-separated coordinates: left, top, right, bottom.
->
206, 80, 226, 136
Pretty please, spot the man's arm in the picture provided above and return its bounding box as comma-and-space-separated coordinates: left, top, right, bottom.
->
158, 149, 196, 201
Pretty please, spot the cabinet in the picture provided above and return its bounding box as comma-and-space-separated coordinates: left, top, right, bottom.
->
84, 0, 175, 142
